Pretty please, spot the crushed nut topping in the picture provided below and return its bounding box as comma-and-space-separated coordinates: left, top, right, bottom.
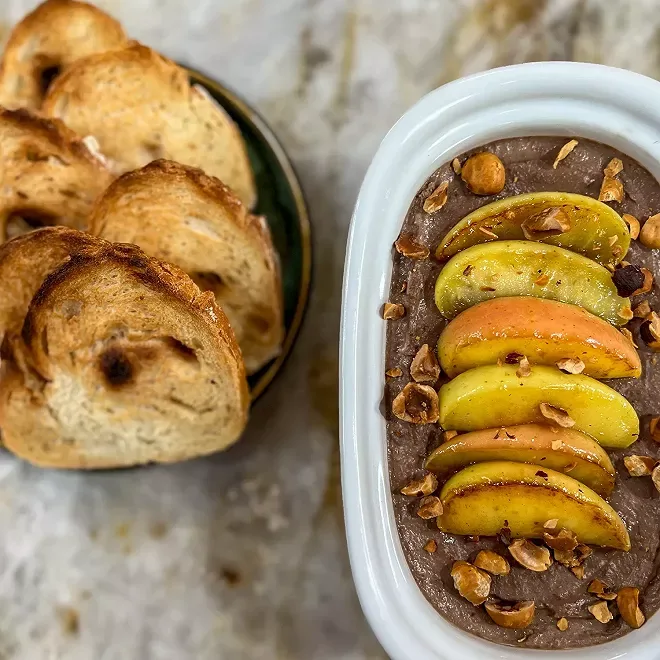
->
385, 367, 402, 378
631, 267, 654, 297
653, 465, 660, 493
617, 587, 645, 629
623, 455, 658, 477
571, 565, 586, 580
423, 539, 438, 553
588, 579, 617, 601
539, 403, 575, 428
395, 235, 430, 259
461, 152, 506, 196
485, 600, 535, 629
640, 311, 660, 350
605, 158, 624, 177
554, 543, 592, 568
553, 140, 578, 169
612, 264, 645, 298
417, 495, 443, 519
633, 300, 652, 318
452, 158, 462, 175
515, 356, 531, 378
478, 226, 498, 238
401, 472, 438, 497
474, 550, 510, 576
599, 176, 624, 203
544, 527, 578, 552
521, 207, 571, 241
589, 600, 613, 623
543, 519, 559, 530
618, 307, 634, 322
508, 539, 553, 572
640, 213, 660, 249
443, 429, 458, 442
392, 383, 439, 424
623, 213, 641, 240
556, 617, 569, 631
383, 302, 405, 320
551, 439, 563, 450
450, 561, 491, 605
423, 181, 449, 214
650, 417, 660, 443
620, 327, 637, 347
556, 357, 585, 374
410, 344, 441, 383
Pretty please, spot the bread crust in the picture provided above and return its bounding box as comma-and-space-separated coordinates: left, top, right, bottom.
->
43, 42, 257, 207
90, 160, 283, 373
0, 0, 127, 110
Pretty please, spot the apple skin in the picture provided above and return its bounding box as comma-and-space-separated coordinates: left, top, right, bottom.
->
424, 423, 615, 497
434, 240, 631, 325
438, 364, 639, 448
435, 191, 629, 266
438, 297, 641, 379
437, 461, 630, 551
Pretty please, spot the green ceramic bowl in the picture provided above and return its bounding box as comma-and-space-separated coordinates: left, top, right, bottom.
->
186, 67, 312, 401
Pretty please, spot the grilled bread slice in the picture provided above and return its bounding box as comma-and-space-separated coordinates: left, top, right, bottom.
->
42, 42, 257, 207
0, 238, 249, 468
89, 160, 283, 373
0, 0, 127, 110
0, 107, 112, 242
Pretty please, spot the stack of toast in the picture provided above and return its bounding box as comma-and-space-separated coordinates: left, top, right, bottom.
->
0, 0, 284, 468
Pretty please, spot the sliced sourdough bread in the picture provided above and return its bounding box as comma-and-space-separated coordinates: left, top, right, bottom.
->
89, 160, 283, 373
0, 236, 249, 468
42, 42, 257, 207
0, 0, 127, 110
0, 107, 112, 242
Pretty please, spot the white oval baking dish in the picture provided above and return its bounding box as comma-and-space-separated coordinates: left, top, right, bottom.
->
339, 62, 660, 660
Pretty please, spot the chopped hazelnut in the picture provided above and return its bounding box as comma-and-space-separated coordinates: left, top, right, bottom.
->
543, 527, 578, 552
539, 403, 575, 428
508, 538, 552, 572
515, 356, 531, 378
551, 439, 562, 450
474, 550, 511, 576
383, 302, 405, 320
623, 213, 641, 240
450, 561, 491, 605
410, 344, 441, 383
556, 617, 569, 631
620, 327, 637, 347
443, 429, 458, 442
640, 311, 660, 350
461, 152, 506, 195
451, 158, 462, 175
534, 273, 550, 286
650, 417, 660, 442
417, 495, 443, 519
640, 213, 660, 249
633, 300, 652, 318
599, 176, 623, 203
612, 264, 645, 297
521, 207, 570, 241
395, 235, 430, 259
423, 181, 449, 214
392, 383, 439, 424
543, 519, 559, 530
589, 600, 613, 623
423, 539, 437, 553
385, 367, 402, 378
401, 472, 438, 497
588, 578, 617, 601
553, 140, 578, 169
554, 543, 592, 568
485, 600, 535, 629
571, 565, 586, 580
623, 455, 657, 477
605, 158, 624, 177
632, 268, 654, 296
618, 307, 634, 322
653, 465, 660, 493
556, 357, 585, 374
617, 587, 645, 628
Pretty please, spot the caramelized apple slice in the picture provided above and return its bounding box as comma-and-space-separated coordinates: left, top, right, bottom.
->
438, 297, 641, 379
439, 364, 639, 448
424, 424, 615, 496
435, 241, 631, 325
437, 461, 630, 550
435, 192, 629, 265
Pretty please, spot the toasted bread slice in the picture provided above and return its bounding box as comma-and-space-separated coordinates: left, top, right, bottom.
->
89, 160, 283, 373
0, 107, 112, 242
0, 240, 249, 468
0, 0, 127, 110
42, 42, 257, 207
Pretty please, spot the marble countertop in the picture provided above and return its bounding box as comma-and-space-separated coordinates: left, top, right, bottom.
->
0, 0, 657, 658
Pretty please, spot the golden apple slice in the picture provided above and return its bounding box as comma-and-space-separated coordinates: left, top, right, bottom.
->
438, 297, 641, 379
435, 241, 631, 325
435, 192, 629, 265
437, 461, 630, 550
439, 364, 639, 448
424, 423, 615, 496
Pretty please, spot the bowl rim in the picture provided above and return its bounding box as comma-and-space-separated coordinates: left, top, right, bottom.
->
340, 61, 660, 660
186, 65, 313, 402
